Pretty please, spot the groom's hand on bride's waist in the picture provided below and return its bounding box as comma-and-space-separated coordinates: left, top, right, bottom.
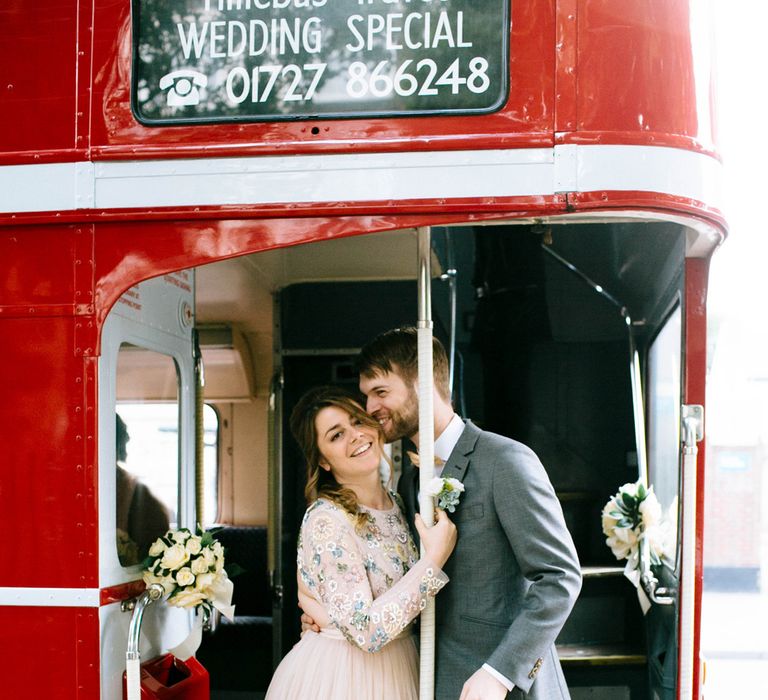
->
300, 611, 321, 635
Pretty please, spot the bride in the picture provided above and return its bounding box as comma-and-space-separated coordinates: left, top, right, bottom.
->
265, 385, 457, 700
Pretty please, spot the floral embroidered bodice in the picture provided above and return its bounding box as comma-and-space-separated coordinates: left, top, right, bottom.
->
298, 496, 448, 653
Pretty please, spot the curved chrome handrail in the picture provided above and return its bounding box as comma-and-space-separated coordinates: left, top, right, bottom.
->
125, 583, 165, 700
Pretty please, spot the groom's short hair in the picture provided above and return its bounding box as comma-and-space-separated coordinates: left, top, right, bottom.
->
357, 327, 451, 401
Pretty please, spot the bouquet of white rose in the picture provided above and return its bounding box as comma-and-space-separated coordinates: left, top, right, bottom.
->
601, 481, 667, 588
142, 527, 235, 619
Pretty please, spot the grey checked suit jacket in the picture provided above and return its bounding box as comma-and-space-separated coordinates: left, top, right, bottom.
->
398, 421, 581, 700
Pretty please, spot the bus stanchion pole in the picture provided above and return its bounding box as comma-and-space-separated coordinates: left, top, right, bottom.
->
679, 405, 703, 700
416, 226, 436, 700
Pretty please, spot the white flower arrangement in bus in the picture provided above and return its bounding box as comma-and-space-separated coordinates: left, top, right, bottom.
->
142, 527, 235, 620
601, 481, 669, 589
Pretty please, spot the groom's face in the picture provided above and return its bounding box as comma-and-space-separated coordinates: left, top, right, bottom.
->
359, 367, 419, 443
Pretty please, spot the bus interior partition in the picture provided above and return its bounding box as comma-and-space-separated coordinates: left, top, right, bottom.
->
179, 220, 686, 699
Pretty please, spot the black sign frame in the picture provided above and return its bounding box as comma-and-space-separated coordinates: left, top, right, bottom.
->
130, 0, 510, 126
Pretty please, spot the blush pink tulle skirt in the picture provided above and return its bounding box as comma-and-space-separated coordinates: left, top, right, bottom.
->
265, 627, 419, 700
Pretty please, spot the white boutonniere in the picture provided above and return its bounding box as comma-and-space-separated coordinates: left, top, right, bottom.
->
424, 476, 465, 513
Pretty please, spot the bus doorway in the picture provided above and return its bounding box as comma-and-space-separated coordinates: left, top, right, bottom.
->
182, 220, 691, 699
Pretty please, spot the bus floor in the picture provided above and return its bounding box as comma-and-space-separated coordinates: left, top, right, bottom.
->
212, 692, 265, 700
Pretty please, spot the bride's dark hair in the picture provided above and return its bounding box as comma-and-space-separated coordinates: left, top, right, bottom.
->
290, 385, 383, 530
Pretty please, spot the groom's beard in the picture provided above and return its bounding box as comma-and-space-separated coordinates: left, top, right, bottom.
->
382, 386, 420, 443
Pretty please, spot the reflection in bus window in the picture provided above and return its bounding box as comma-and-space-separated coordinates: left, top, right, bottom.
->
647, 305, 682, 561
116, 345, 179, 566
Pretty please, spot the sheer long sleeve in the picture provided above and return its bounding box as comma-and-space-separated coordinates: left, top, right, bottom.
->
298, 501, 448, 653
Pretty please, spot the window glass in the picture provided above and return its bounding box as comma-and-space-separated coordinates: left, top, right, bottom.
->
203, 403, 219, 527
646, 305, 682, 562
131, 0, 509, 124
116, 344, 179, 566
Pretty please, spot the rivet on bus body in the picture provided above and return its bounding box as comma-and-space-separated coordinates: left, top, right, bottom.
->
75, 406, 82, 413
76, 464, 83, 471
76, 435, 83, 441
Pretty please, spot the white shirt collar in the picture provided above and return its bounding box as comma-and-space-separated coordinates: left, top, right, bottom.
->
433, 413, 465, 464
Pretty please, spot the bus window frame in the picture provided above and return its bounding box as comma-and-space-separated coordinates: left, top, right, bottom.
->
644, 297, 684, 574
99, 310, 197, 586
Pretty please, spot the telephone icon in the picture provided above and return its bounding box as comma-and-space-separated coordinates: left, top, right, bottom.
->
158, 70, 207, 107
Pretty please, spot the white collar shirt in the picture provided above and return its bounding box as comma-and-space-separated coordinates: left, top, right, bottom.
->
432, 413, 465, 476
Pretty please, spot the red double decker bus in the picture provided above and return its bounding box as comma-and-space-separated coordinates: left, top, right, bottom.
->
0, 1, 724, 698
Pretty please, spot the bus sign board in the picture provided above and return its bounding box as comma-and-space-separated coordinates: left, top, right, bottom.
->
131, 0, 509, 124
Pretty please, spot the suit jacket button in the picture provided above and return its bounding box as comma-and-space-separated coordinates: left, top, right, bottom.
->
528, 658, 543, 679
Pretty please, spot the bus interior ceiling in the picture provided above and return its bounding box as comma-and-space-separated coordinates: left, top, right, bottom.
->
189, 221, 686, 697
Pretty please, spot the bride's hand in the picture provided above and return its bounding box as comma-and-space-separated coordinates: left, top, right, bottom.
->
415, 508, 457, 569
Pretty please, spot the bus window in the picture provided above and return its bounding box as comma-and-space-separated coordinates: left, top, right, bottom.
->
115, 343, 180, 566
203, 403, 219, 527
646, 305, 682, 562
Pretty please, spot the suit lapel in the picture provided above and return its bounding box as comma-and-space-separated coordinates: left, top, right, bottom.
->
398, 422, 480, 525
396, 444, 419, 523
439, 420, 480, 486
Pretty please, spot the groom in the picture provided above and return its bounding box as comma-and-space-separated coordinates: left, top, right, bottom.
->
305, 327, 581, 699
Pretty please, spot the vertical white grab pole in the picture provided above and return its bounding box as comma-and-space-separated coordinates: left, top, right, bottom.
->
417, 227, 436, 700
126, 657, 141, 700
679, 406, 703, 700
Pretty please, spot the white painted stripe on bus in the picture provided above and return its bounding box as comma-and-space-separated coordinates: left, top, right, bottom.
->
93, 148, 554, 208
567, 145, 723, 207
0, 145, 722, 214
0, 587, 101, 607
